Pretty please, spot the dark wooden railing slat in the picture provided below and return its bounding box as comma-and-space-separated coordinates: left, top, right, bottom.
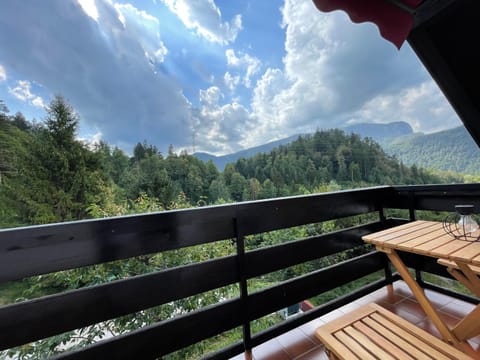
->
389, 183, 480, 212
0, 256, 238, 351
246, 251, 385, 321
0, 205, 237, 284
52, 299, 244, 360
236, 186, 393, 236
244, 220, 402, 279
0, 187, 392, 284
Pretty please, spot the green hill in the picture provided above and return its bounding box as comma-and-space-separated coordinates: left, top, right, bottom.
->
229, 129, 445, 198
381, 126, 480, 175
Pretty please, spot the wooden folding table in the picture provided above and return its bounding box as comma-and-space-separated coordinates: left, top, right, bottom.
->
363, 220, 480, 353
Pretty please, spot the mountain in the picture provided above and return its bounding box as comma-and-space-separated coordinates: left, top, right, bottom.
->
195, 122, 480, 176
194, 134, 300, 170
382, 126, 480, 175
195, 122, 412, 170
343, 121, 414, 142
231, 129, 444, 191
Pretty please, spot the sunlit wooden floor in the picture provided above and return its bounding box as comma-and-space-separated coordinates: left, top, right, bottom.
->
230, 281, 480, 360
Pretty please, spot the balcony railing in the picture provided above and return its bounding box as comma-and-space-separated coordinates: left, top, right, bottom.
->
1, 184, 480, 359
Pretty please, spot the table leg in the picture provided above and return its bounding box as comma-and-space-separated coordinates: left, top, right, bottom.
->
457, 262, 480, 297
451, 262, 480, 341
378, 247, 462, 348
453, 305, 480, 341
445, 267, 480, 297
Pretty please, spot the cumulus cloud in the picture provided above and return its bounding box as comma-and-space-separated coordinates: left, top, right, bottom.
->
161, 0, 242, 44
0, 0, 461, 156
8, 80, 45, 108
0, 64, 6, 81
78, 130, 103, 149
192, 0, 445, 152
194, 86, 254, 154
224, 71, 240, 92
0, 0, 190, 151
225, 49, 260, 88
114, 3, 168, 64
244, 0, 455, 148
77, 0, 99, 22
350, 80, 461, 133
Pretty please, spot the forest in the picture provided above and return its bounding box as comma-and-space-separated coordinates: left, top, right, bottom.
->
0, 96, 466, 358
0, 96, 463, 229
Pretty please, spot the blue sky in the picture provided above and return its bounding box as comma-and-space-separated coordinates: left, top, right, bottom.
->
0, 0, 462, 155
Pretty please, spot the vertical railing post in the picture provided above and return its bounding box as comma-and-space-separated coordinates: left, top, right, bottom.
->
379, 207, 386, 224
378, 198, 392, 285
384, 259, 393, 285
416, 269, 425, 287
408, 191, 416, 221
233, 218, 252, 353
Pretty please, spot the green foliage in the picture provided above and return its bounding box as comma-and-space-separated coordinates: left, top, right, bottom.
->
44, 95, 79, 148
229, 129, 455, 196
0, 96, 109, 225
382, 126, 480, 176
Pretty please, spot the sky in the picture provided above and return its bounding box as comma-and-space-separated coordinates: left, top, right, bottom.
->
0, 0, 462, 155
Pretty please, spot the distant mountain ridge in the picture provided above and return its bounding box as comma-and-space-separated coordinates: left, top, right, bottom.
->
194, 134, 300, 170
194, 122, 480, 176
382, 126, 480, 175
343, 121, 414, 140
195, 121, 413, 170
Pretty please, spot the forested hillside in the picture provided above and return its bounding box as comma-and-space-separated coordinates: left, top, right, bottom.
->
195, 121, 414, 171
228, 129, 451, 198
382, 126, 480, 175
1, 97, 460, 228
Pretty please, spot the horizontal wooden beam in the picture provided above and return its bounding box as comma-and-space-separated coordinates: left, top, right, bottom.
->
0, 186, 392, 283
52, 299, 243, 360
244, 220, 398, 278
0, 256, 238, 350
246, 251, 386, 321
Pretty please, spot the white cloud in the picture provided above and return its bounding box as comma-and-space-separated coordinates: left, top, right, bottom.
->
78, 131, 103, 149
225, 49, 260, 88
8, 80, 45, 108
351, 80, 461, 133
194, 86, 254, 154
31, 96, 45, 108
0, 64, 6, 81
224, 71, 240, 92
242, 0, 456, 149
114, 3, 168, 64
160, 0, 242, 44
0, 0, 189, 151
0, 0, 461, 156
77, 0, 99, 22
200, 85, 222, 106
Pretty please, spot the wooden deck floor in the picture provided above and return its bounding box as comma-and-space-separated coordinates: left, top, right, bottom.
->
230, 281, 480, 360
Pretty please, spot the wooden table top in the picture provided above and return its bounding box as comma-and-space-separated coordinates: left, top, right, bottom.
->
363, 220, 480, 266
